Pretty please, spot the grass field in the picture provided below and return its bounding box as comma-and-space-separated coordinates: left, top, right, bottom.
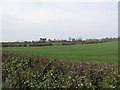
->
3, 41, 118, 63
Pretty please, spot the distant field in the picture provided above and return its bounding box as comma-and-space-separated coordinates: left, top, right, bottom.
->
3, 41, 118, 63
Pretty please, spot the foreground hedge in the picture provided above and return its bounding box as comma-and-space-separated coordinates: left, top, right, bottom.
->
2, 51, 120, 89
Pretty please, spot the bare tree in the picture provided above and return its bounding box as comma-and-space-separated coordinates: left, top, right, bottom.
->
69, 37, 72, 41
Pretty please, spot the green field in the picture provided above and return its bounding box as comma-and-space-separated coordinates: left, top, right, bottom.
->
3, 41, 118, 63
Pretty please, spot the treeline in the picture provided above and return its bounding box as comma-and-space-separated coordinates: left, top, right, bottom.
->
82, 37, 117, 44
2, 37, 118, 47
26, 37, 118, 43
2, 43, 53, 47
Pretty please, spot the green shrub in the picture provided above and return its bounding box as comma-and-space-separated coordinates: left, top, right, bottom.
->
2, 51, 120, 89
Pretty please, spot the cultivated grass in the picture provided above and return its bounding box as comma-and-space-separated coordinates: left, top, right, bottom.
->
3, 41, 118, 63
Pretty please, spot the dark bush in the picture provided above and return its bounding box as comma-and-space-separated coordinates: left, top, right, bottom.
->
2, 51, 120, 89
29, 44, 52, 47
61, 43, 76, 46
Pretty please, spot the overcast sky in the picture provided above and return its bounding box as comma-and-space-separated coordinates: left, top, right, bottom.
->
0, 0, 119, 42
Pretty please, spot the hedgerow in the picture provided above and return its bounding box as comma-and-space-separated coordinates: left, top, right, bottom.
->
2, 51, 120, 89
